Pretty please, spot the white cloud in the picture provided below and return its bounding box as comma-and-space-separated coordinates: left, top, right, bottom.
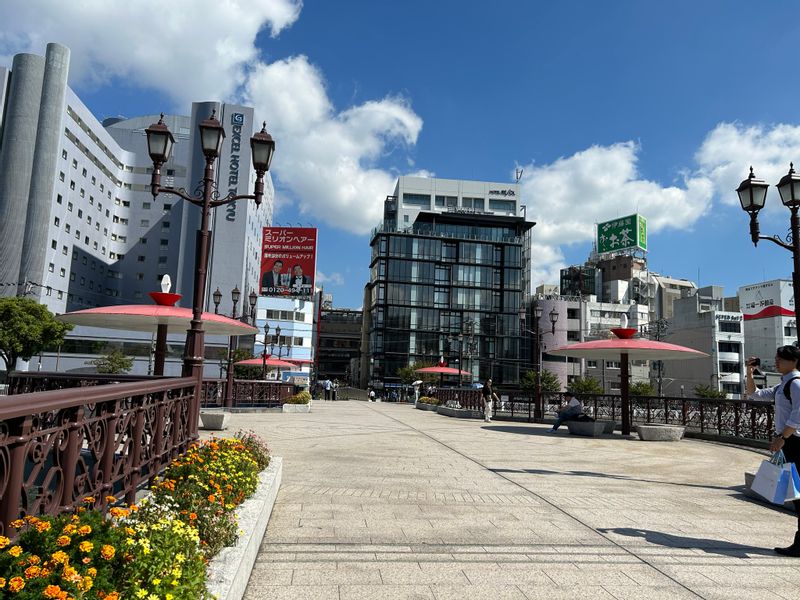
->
0, 0, 303, 107
695, 122, 800, 212
244, 57, 422, 234
316, 271, 344, 286
1, 1, 423, 236
520, 141, 714, 289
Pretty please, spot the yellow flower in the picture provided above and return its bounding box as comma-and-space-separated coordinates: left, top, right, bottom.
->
34, 520, 51, 533
87, 568, 97, 577
62, 524, 77, 535
8, 545, 22, 557
0, 536, 9, 548
136, 589, 147, 598
10, 519, 23, 529
100, 545, 115, 560
79, 541, 93, 553
51, 550, 69, 564
82, 496, 95, 504
78, 575, 93, 591
8, 577, 24, 592
23, 565, 41, 579
152, 578, 161, 585
105, 495, 117, 503
77, 525, 92, 536
56, 535, 71, 547
0, 577, 5, 587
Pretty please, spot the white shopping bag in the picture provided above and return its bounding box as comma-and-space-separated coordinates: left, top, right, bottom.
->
785, 463, 800, 502
752, 452, 790, 505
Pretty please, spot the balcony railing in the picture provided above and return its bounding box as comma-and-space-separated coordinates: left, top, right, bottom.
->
433, 388, 775, 443
0, 376, 198, 537
199, 379, 295, 408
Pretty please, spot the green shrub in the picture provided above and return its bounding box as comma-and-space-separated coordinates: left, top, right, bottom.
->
285, 390, 312, 404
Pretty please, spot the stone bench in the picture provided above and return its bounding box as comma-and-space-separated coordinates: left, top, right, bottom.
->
636, 423, 685, 441
415, 402, 439, 412
200, 411, 230, 431
596, 420, 617, 434
566, 420, 606, 437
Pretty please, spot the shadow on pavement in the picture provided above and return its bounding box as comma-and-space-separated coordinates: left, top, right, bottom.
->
491, 466, 741, 493
597, 527, 774, 557
482, 424, 638, 440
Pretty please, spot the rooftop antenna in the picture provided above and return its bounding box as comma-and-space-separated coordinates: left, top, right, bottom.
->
515, 168, 523, 183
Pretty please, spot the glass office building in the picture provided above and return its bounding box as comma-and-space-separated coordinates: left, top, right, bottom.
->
366, 177, 532, 389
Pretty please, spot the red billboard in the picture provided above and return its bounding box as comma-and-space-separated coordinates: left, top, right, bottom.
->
260, 227, 318, 298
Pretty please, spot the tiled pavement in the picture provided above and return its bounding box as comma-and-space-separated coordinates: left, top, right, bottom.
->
221, 401, 800, 599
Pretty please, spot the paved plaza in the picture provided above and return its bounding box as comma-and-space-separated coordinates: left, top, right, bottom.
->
225, 401, 800, 599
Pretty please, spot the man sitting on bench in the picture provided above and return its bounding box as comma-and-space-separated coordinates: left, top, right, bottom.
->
547, 392, 583, 433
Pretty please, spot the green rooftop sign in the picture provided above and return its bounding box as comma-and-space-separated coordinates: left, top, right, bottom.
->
596, 214, 647, 254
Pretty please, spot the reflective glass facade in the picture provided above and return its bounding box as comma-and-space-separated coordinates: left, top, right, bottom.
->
367, 211, 532, 388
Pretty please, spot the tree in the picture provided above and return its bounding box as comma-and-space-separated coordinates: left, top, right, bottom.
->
693, 384, 727, 399
520, 369, 561, 392
0, 296, 73, 372
396, 362, 438, 385
630, 381, 656, 396
230, 349, 262, 380
567, 377, 604, 395
86, 348, 133, 374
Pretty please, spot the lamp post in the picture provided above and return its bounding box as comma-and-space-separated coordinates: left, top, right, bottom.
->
212, 287, 257, 407
737, 164, 800, 343
262, 323, 271, 380
531, 303, 559, 421
146, 112, 275, 392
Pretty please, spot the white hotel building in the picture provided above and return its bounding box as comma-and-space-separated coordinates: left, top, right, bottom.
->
0, 43, 275, 375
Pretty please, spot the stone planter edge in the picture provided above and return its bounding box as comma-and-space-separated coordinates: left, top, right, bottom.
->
415, 402, 439, 412
205, 456, 283, 600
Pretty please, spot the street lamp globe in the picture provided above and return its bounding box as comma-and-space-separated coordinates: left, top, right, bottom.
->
534, 304, 543, 320
198, 110, 226, 159
250, 122, 276, 172
212, 287, 222, 312
777, 163, 800, 208
230, 285, 241, 306
736, 166, 769, 213
145, 114, 175, 165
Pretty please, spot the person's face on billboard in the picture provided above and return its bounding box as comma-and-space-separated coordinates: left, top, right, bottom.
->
272, 261, 283, 274
293, 265, 303, 277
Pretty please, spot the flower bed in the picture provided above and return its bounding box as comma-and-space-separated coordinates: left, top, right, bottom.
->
0, 430, 271, 599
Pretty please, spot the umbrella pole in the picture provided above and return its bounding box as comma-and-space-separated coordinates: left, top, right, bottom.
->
620, 351, 631, 435
153, 324, 168, 376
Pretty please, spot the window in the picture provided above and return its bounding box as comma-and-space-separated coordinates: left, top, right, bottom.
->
140, 237, 147, 244
160, 239, 168, 246
587, 360, 598, 368
140, 219, 149, 227
295, 312, 306, 322
72, 159, 77, 169
80, 277, 85, 285
434, 195, 457, 208
136, 273, 144, 280
82, 168, 87, 177
67, 202, 73, 212
65, 224, 71, 233
58, 291, 63, 299
89, 196, 94, 205
69, 180, 75, 190
61, 245, 67, 255
718, 321, 741, 333
158, 256, 167, 264
50, 239, 57, 250
118, 236, 126, 243
567, 308, 580, 319
48, 263, 54, 272
161, 221, 170, 230
91, 176, 96, 185
56, 194, 63, 204
69, 273, 75, 281
137, 255, 146, 262
402, 193, 430, 208
59, 268, 65, 277
77, 209, 83, 218
462, 197, 484, 210
54, 217, 60, 226
61, 149, 67, 159
786, 326, 796, 337
84, 236, 89, 245
142, 202, 151, 210
163, 203, 172, 211
605, 361, 621, 369
718, 341, 741, 354
489, 199, 515, 212
59, 172, 65, 182
122, 201, 130, 207
567, 331, 580, 341
294, 337, 303, 346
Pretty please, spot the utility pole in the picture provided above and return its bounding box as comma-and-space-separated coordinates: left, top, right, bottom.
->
641, 318, 669, 396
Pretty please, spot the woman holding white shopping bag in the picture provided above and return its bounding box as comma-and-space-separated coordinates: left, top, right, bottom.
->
746, 345, 800, 557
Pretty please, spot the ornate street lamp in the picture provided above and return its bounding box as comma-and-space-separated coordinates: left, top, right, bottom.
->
531, 302, 559, 421
737, 164, 800, 342
262, 323, 270, 380
145, 111, 275, 398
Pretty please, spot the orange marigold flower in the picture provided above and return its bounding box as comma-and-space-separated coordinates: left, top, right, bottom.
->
189, 512, 197, 521
82, 497, 95, 504
100, 545, 115, 560
0, 577, 5, 587
208, 494, 216, 503
109, 507, 129, 519
51, 550, 69, 564
79, 541, 93, 553
27, 555, 40, 565
34, 520, 51, 532
78, 575, 93, 592
62, 524, 77, 535
77, 525, 91, 536
23, 565, 41, 579
8, 577, 25, 592
43, 585, 64, 598
8, 545, 22, 557
10, 519, 23, 529
87, 568, 97, 577
104, 593, 120, 600
56, 536, 71, 547
129, 504, 138, 512
0, 536, 9, 548
105, 495, 117, 503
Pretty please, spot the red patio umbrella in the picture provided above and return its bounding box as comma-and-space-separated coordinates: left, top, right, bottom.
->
235, 357, 297, 369
57, 292, 257, 376
548, 327, 707, 435
415, 365, 472, 388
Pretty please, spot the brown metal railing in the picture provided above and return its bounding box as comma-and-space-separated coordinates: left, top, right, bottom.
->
0, 376, 197, 537
199, 378, 294, 408
429, 388, 775, 442
7, 371, 167, 395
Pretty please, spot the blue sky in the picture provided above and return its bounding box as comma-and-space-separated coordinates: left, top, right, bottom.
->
5, 1, 800, 308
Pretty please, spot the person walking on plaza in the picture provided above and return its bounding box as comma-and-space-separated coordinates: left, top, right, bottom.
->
323, 378, 332, 400
746, 345, 800, 556
481, 378, 499, 423
547, 391, 583, 432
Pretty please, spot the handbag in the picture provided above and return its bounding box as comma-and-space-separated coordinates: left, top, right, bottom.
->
752, 451, 791, 505
785, 462, 800, 502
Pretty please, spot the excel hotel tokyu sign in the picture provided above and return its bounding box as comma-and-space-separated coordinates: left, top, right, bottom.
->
259, 227, 318, 299
596, 214, 647, 254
